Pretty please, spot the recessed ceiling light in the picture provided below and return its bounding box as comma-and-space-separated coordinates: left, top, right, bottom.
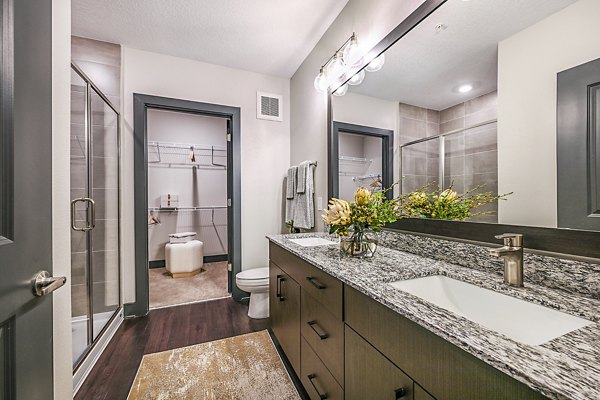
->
458, 84, 473, 93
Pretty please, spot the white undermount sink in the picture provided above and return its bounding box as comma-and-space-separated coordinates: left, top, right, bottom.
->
287, 237, 338, 247
389, 275, 593, 346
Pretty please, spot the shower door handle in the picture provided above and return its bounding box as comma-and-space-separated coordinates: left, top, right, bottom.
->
71, 197, 96, 231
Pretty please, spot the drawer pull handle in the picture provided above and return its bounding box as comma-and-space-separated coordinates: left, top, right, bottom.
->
307, 320, 329, 340
394, 387, 407, 399
307, 373, 328, 400
276, 275, 285, 301
306, 276, 327, 290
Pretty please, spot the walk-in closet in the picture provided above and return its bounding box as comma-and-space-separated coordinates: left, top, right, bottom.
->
147, 109, 229, 309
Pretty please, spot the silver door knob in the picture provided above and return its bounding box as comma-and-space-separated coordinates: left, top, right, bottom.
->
31, 271, 67, 297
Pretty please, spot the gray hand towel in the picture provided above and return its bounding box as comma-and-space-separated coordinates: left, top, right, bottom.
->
286, 166, 297, 200
297, 161, 308, 194
292, 163, 315, 229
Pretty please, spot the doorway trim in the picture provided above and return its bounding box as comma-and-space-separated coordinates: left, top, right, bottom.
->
329, 121, 394, 200
126, 94, 242, 317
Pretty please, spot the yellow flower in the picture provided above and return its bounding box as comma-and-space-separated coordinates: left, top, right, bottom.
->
322, 198, 352, 226
354, 187, 371, 205
440, 189, 458, 201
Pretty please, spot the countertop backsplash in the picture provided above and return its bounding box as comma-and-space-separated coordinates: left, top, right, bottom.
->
378, 229, 600, 301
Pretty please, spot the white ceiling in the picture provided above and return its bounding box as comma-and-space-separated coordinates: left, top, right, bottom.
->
72, 0, 348, 78
348, 0, 578, 110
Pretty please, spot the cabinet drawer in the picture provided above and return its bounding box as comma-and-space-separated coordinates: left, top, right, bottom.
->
269, 262, 301, 374
301, 290, 344, 386
301, 337, 344, 400
345, 286, 548, 400
345, 325, 413, 400
270, 242, 342, 319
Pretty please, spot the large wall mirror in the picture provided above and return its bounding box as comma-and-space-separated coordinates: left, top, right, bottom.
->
329, 0, 600, 248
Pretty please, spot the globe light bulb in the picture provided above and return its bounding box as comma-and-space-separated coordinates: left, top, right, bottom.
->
333, 83, 348, 97
348, 69, 365, 86
313, 68, 328, 93
366, 53, 385, 72
343, 34, 362, 67
327, 52, 346, 81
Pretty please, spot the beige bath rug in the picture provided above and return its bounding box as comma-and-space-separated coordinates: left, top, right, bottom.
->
127, 330, 300, 400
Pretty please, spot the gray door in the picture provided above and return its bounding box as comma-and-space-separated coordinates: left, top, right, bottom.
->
0, 0, 63, 398
557, 57, 600, 230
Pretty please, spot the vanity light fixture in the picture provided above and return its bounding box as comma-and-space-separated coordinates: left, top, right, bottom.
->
458, 84, 473, 93
348, 69, 365, 86
365, 53, 386, 72
342, 33, 362, 67
313, 32, 384, 94
333, 83, 349, 96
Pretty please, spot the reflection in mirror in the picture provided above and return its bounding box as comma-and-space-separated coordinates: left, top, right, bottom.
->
332, 121, 393, 203
330, 0, 600, 230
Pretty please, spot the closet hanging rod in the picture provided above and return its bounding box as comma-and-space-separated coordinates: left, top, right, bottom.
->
353, 173, 381, 182
148, 206, 227, 211
148, 141, 227, 151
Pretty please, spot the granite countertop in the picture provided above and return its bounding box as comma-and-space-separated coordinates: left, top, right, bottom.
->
267, 233, 600, 400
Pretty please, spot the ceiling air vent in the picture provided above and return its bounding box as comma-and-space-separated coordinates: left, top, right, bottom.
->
257, 92, 283, 122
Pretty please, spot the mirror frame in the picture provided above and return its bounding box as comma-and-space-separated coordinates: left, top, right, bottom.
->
327, 0, 600, 259
329, 121, 394, 201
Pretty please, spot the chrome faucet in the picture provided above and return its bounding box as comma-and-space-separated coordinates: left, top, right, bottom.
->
489, 233, 524, 287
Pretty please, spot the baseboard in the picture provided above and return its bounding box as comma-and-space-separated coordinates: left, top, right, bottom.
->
73, 309, 124, 396
149, 254, 228, 269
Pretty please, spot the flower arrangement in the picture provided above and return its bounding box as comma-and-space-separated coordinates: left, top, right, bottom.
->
399, 182, 511, 221
322, 186, 403, 257
322, 187, 402, 236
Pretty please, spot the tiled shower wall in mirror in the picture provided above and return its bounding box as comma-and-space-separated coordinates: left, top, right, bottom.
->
400, 91, 498, 223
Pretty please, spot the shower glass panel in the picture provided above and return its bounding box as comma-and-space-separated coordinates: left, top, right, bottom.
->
400, 121, 498, 222
90, 87, 120, 340
70, 65, 121, 369
401, 137, 440, 194
70, 69, 91, 367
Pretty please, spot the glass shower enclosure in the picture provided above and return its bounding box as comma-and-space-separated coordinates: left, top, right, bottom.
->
70, 64, 121, 369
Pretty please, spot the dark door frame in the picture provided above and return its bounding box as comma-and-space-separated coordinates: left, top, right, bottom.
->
125, 94, 242, 318
329, 121, 394, 200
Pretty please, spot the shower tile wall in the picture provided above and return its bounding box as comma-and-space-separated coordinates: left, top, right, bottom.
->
400, 91, 498, 223
440, 91, 498, 223
72, 36, 121, 108
399, 103, 440, 194
71, 37, 121, 320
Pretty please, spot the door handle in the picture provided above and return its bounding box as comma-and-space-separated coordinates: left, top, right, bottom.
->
31, 271, 67, 297
394, 387, 408, 399
307, 373, 328, 400
277, 275, 286, 301
306, 276, 327, 290
71, 197, 96, 231
307, 320, 329, 340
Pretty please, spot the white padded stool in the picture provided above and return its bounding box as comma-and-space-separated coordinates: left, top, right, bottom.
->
165, 233, 204, 278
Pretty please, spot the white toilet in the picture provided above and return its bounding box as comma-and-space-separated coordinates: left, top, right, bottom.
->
236, 267, 269, 319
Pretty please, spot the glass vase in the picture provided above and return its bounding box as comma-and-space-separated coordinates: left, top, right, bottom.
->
340, 228, 378, 258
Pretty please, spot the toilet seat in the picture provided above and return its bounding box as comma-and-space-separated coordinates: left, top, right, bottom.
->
236, 267, 269, 287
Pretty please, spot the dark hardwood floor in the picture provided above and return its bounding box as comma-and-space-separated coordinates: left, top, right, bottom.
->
75, 297, 270, 400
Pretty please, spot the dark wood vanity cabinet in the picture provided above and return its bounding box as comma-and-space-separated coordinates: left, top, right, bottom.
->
345, 326, 414, 400
269, 243, 548, 400
269, 261, 301, 373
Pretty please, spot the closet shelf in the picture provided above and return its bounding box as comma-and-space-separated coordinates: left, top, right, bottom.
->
148, 140, 227, 168
353, 173, 381, 182
339, 155, 372, 164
